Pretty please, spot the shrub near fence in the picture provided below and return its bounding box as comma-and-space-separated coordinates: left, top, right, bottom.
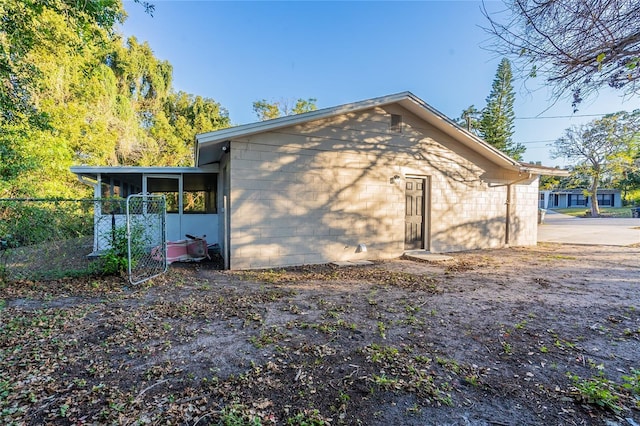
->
0, 198, 167, 284
0, 199, 98, 281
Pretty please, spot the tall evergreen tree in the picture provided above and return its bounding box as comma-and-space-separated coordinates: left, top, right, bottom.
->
479, 58, 525, 160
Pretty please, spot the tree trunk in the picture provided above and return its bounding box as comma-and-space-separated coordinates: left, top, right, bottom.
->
590, 174, 600, 217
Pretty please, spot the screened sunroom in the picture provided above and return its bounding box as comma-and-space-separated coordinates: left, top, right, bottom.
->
71, 166, 221, 244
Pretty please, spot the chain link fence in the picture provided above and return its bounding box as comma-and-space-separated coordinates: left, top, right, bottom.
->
0, 197, 166, 284
126, 194, 167, 285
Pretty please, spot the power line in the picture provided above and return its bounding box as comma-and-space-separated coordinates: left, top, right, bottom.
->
515, 113, 607, 120
518, 140, 556, 145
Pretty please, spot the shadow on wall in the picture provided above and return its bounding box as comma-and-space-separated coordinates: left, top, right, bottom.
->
430, 215, 522, 252
228, 106, 524, 268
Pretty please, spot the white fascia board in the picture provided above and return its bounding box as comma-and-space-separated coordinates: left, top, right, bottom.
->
70, 165, 219, 175
518, 165, 570, 176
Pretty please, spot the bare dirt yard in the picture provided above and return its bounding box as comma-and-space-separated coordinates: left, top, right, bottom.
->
1, 243, 639, 425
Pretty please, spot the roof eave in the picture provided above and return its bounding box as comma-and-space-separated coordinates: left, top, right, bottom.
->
195, 91, 561, 173
518, 164, 570, 177
395, 96, 522, 170
70, 165, 219, 176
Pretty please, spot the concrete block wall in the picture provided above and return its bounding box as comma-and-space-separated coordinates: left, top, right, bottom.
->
510, 178, 540, 247
227, 106, 537, 269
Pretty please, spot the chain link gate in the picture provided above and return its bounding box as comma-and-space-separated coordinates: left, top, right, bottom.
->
126, 194, 167, 285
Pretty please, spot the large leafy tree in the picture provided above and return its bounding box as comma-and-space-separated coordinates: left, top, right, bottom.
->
0, 0, 229, 198
616, 162, 640, 203
0, 0, 124, 197
479, 58, 525, 160
0, 0, 139, 128
552, 111, 640, 216
483, 0, 640, 109
252, 98, 318, 121
252, 100, 281, 121
0, 0, 119, 197
107, 36, 175, 165
155, 91, 230, 166
0, 0, 132, 197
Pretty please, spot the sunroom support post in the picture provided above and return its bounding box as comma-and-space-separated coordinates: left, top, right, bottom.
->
94, 173, 102, 253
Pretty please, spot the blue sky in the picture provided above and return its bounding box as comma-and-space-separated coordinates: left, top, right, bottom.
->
120, 0, 640, 166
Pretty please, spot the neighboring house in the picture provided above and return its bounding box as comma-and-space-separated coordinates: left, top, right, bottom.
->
539, 189, 622, 209
72, 92, 567, 270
